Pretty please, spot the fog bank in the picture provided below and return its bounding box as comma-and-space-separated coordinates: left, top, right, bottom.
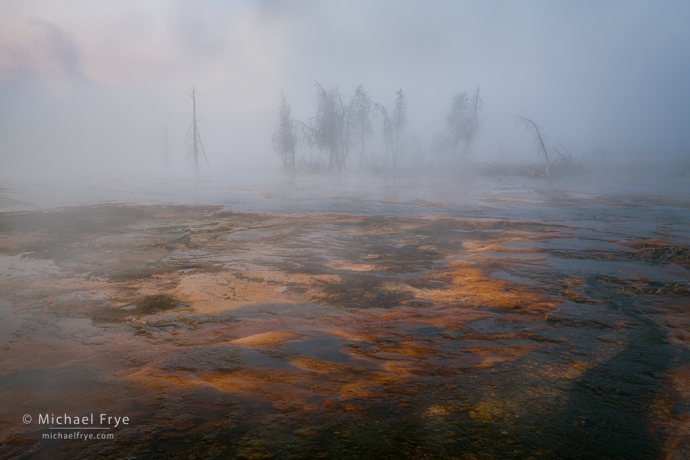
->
1, 1, 689, 181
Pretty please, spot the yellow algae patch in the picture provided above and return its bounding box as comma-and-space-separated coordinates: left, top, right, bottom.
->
380, 344, 436, 358
380, 360, 415, 376
340, 382, 378, 399
448, 259, 475, 268
418, 245, 437, 252
469, 398, 523, 423
328, 260, 377, 272
462, 241, 505, 252
198, 371, 302, 396
319, 329, 376, 343
424, 405, 449, 417
473, 354, 516, 369
470, 343, 537, 369
230, 331, 302, 347
289, 357, 349, 373
530, 361, 589, 380
667, 364, 690, 399
409, 310, 487, 329
173, 271, 297, 313
424, 267, 560, 311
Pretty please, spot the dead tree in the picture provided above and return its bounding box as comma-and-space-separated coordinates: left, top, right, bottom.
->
164, 121, 169, 177
513, 116, 551, 177
313, 84, 346, 172
462, 87, 482, 158
350, 84, 373, 168
392, 89, 407, 171
293, 83, 352, 174
447, 92, 469, 159
374, 103, 392, 170
447, 87, 482, 161
374, 89, 407, 173
272, 93, 297, 171
186, 87, 211, 181
553, 141, 573, 168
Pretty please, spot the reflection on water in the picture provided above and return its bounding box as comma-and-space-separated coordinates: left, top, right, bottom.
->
0, 179, 689, 459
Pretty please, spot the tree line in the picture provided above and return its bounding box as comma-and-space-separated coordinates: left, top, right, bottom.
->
273, 84, 482, 174
185, 84, 578, 180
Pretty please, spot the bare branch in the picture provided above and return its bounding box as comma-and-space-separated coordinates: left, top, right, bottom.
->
512, 115, 551, 177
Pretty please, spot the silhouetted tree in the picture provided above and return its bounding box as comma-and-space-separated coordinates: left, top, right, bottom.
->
513, 116, 551, 177
294, 83, 352, 173
375, 89, 408, 173
272, 93, 297, 171
392, 89, 408, 170
464, 87, 482, 157
164, 121, 169, 177
350, 84, 374, 168
374, 103, 392, 169
447, 87, 482, 160
447, 92, 468, 158
186, 87, 211, 181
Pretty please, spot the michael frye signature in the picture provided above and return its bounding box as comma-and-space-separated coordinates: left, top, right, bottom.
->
24, 413, 129, 428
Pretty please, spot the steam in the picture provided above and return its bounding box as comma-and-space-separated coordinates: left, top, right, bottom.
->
0, 1, 689, 181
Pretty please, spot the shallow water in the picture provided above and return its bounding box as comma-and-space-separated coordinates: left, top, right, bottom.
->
0, 176, 689, 459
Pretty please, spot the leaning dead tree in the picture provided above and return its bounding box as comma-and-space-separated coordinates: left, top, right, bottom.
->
513, 116, 551, 177
186, 87, 211, 181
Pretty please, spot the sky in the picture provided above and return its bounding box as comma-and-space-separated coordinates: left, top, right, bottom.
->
1, 0, 689, 179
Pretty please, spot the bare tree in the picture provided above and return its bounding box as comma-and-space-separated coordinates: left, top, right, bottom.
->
314, 84, 345, 172
392, 89, 408, 171
186, 87, 211, 181
513, 116, 551, 177
552, 141, 573, 169
374, 89, 408, 173
463, 87, 482, 157
293, 83, 352, 174
446, 86, 482, 160
350, 84, 373, 168
164, 121, 169, 177
374, 103, 392, 170
272, 92, 296, 171
447, 91, 469, 159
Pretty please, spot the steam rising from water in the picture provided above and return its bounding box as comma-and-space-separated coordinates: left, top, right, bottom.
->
1, 1, 689, 181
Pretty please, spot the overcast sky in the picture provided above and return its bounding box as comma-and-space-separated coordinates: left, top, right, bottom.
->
1, 0, 689, 179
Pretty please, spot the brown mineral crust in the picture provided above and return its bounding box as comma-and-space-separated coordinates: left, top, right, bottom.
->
230, 331, 303, 347
2, 202, 688, 459
424, 264, 560, 311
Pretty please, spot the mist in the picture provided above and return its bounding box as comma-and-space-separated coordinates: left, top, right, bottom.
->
4, 3, 690, 458
1, 0, 689, 182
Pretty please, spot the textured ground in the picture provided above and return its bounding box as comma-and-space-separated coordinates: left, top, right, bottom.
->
0, 184, 689, 459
